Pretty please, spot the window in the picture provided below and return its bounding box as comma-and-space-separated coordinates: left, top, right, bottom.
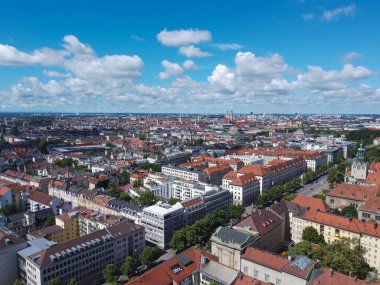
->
265, 274, 270, 281
276, 279, 282, 285
243, 266, 248, 273
254, 270, 259, 278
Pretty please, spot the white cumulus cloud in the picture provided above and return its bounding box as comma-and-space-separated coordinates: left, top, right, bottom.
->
322, 4, 356, 22
179, 45, 212, 57
157, 29, 211, 47
183, 60, 197, 70
159, 60, 184, 80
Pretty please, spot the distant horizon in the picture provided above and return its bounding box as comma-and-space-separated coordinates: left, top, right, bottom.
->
1, 111, 380, 116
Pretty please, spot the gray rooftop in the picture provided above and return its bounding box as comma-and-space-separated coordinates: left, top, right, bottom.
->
200, 259, 239, 285
212, 226, 257, 246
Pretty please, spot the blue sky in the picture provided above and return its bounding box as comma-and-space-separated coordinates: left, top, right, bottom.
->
0, 0, 379, 113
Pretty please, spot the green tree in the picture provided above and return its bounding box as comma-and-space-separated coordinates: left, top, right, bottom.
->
138, 162, 161, 172
132, 180, 142, 188
55, 157, 73, 168
119, 191, 132, 201
302, 226, 325, 244
0, 204, 17, 215
229, 204, 245, 220
169, 228, 187, 252
43, 217, 55, 228
340, 205, 358, 218
168, 197, 181, 205
121, 256, 138, 278
47, 279, 63, 285
137, 191, 156, 207
103, 263, 119, 283
66, 278, 79, 285
119, 171, 130, 185
13, 280, 23, 285
284, 194, 297, 201
313, 238, 370, 279
139, 246, 161, 267
288, 241, 313, 257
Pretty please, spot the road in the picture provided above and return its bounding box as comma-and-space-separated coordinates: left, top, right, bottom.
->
297, 174, 329, 197
244, 173, 330, 214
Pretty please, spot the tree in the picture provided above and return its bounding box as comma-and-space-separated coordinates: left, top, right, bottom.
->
43, 217, 55, 228
138, 162, 161, 172
288, 241, 313, 257
119, 191, 132, 201
103, 263, 119, 283
313, 238, 370, 279
137, 191, 156, 207
302, 226, 325, 244
47, 279, 62, 285
340, 205, 358, 218
55, 157, 73, 168
168, 197, 181, 205
132, 180, 142, 188
0, 204, 17, 215
169, 228, 187, 252
139, 246, 161, 267
66, 279, 79, 285
119, 171, 130, 185
229, 204, 245, 220
121, 256, 137, 278
284, 194, 297, 201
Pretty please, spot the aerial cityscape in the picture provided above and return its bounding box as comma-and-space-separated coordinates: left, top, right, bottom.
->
1, 1, 380, 285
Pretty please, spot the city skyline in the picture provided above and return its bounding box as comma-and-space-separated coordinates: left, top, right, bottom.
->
0, 0, 379, 113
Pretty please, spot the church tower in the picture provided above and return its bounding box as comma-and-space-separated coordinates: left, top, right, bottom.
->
351, 143, 368, 180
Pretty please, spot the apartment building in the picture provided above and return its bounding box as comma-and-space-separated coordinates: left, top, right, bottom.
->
241, 247, 317, 285
225, 149, 327, 171
290, 208, 380, 271
162, 165, 207, 182
358, 197, 380, 221
326, 183, 380, 210
128, 247, 263, 285
222, 172, 260, 206
171, 179, 222, 201
204, 164, 233, 185
143, 173, 174, 198
140, 202, 185, 249
27, 191, 72, 215
236, 157, 307, 193
0, 226, 28, 285
234, 208, 285, 252
18, 220, 144, 285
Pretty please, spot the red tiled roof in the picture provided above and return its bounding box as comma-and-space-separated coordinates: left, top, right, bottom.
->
242, 246, 290, 271
204, 164, 233, 176
292, 195, 331, 212
359, 197, 380, 213
238, 164, 272, 176
28, 191, 54, 206
309, 268, 380, 285
0, 186, 11, 196
127, 247, 217, 285
230, 173, 257, 187
234, 208, 282, 236
327, 183, 380, 202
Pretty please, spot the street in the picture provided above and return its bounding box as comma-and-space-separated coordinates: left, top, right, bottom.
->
298, 174, 329, 197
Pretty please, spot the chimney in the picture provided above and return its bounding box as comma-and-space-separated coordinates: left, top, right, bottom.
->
330, 269, 333, 277
375, 223, 378, 229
